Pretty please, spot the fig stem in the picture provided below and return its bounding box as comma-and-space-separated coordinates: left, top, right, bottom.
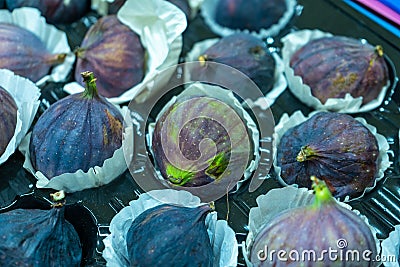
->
198, 55, 208, 67
50, 190, 66, 202
375, 45, 384, 57
74, 47, 86, 58
50, 190, 66, 208
296, 145, 315, 162
311, 176, 333, 208
44, 53, 67, 65
81, 71, 99, 99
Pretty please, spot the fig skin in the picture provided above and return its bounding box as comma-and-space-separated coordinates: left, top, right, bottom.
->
276, 112, 379, 199
75, 15, 145, 98
29, 71, 123, 178
126, 204, 213, 266
250, 177, 377, 266
0, 207, 82, 267
215, 0, 287, 32
0, 23, 66, 83
6, 0, 90, 24
0, 86, 17, 157
193, 33, 276, 95
290, 36, 389, 104
152, 95, 252, 187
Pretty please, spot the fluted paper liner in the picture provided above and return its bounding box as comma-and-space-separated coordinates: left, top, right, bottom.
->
272, 110, 391, 202
201, 0, 297, 39
65, 0, 187, 104
18, 107, 133, 193
184, 38, 287, 109
146, 82, 260, 191
381, 225, 400, 267
102, 189, 238, 267
0, 8, 74, 86
92, 0, 204, 19
281, 29, 391, 113
243, 186, 381, 266
0, 69, 40, 165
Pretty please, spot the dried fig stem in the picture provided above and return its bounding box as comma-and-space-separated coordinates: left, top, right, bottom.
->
74, 47, 86, 58
81, 71, 99, 99
50, 190, 66, 208
296, 145, 315, 162
375, 45, 384, 57
198, 55, 208, 67
44, 53, 67, 65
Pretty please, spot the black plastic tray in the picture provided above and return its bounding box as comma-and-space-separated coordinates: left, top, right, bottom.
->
0, 0, 399, 266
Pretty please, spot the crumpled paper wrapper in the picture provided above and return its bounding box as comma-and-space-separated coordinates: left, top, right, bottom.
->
381, 225, 400, 267
0, 69, 40, 165
18, 106, 133, 193
201, 0, 297, 39
65, 0, 187, 104
272, 110, 391, 202
243, 186, 381, 266
184, 38, 287, 109
92, 0, 204, 19
281, 29, 391, 113
146, 82, 260, 192
102, 189, 238, 267
0, 8, 74, 86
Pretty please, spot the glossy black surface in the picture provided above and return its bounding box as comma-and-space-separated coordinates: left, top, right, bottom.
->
0, 0, 399, 266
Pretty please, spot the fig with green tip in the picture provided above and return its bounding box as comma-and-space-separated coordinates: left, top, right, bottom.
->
152, 94, 253, 187
250, 176, 378, 266
0, 86, 17, 157
74, 15, 145, 98
29, 71, 123, 178
0, 23, 67, 83
126, 203, 214, 266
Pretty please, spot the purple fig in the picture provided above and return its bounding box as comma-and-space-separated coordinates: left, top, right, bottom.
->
0, 192, 82, 266
126, 204, 213, 266
290, 36, 389, 104
152, 94, 253, 187
192, 33, 276, 94
29, 71, 123, 178
6, 0, 90, 24
75, 15, 145, 98
0, 86, 17, 157
276, 112, 379, 199
0, 23, 66, 83
215, 0, 287, 31
250, 177, 377, 266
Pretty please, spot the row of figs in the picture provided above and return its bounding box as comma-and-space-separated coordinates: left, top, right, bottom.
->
0, 0, 398, 266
